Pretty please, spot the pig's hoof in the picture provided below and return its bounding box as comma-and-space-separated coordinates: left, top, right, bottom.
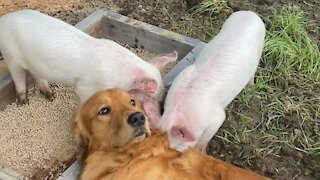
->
42, 91, 55, 102
17, 97, 29, 106
246, 81, 255, 88
246, 77, 255, 88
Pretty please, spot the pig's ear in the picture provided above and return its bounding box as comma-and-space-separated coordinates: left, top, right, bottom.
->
142, 99, 161, 128
171, 125, 195, 142
129, 90, 161, 128
132, 78, 158, 93
150, 51, 178, 70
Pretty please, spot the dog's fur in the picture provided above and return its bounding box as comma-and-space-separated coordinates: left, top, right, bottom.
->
73, 88, 268, 180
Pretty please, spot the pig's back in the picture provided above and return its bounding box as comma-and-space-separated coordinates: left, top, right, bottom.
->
191, 11, 265, 107
196, 11, 265, 66
0, 10, 94, 83
0, 10, 93, 44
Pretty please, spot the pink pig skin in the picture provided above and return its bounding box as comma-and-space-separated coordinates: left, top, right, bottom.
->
159, 11, 266, 152
0, 10, 177, 120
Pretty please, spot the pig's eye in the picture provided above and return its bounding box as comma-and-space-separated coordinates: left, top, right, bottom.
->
98, 107, 111, 115
130, 99, 136, 106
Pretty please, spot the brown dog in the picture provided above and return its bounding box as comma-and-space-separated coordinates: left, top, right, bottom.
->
73, 88, 268, 180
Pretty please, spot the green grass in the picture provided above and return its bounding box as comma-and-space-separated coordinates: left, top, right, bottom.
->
259, 6, 320, 155
191, 0, 230, 16
263, 5, 320, 80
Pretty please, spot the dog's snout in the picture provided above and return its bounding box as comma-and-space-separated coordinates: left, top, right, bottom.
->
128, 112, 145, 127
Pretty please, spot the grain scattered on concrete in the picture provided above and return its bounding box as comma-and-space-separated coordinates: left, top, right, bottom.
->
0, 84, 79, 176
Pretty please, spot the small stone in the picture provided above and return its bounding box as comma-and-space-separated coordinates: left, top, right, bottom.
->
304, 168, 312, 176
314, 12, 320, 20
294, 129, 302, 135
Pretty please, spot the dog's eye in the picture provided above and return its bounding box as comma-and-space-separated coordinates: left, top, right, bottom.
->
98, 107, 111, 115
130, 99, 136, 106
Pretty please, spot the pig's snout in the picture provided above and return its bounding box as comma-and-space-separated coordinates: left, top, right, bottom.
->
168, 125, 198, 152
171, 125, 195, 141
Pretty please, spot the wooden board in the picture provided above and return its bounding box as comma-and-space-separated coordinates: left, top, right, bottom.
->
74, 10, 104, 38
0, 60, 14, 111
0, 74, 15, 111
0, 166, 24, 180
100, 10, 203, 60
163, 42, 205, 87
57, 161, 80, 180
0, 72, 34, 111
0, 61, 8, 76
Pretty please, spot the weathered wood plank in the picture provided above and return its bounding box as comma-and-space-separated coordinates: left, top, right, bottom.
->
0, 61, 14, 111
0, 165, 24, 180
0, 73, 33, 111
75, 10, 105, 37
100, 11, 203, 60
163, 42, 206, 87
57, 161, 80, 180
0, 74, 15, 111
0, 172, 19, 180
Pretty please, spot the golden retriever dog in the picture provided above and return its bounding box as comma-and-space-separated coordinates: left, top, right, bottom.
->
73, 88, 268, 180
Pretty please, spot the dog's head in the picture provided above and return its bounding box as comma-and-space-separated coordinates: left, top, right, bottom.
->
73, 88, 151, 157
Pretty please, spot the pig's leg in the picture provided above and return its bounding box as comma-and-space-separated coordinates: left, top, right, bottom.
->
196, 108, 226, 153
7, 64, 29, 105
33, 76, 54, 101
246, 75, 255, 87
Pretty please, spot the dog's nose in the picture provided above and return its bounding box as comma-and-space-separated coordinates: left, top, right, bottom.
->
128, 112, 146, 127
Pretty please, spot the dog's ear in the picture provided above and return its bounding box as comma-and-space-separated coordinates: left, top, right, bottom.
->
72, 108, 90, 160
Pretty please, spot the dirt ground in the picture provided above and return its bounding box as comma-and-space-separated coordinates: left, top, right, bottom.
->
0, 0, 319, 179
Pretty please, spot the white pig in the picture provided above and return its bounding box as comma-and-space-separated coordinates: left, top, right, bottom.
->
0, 10, 177, 112
158, 11, 266, 152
